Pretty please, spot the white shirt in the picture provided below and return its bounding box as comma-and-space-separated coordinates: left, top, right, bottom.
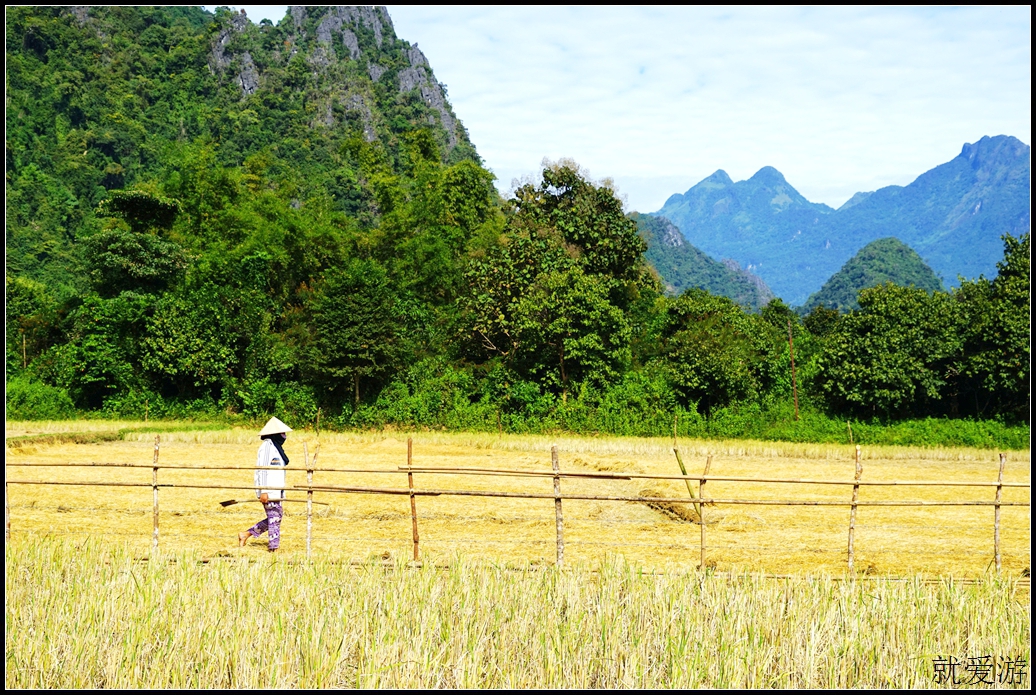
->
255, 439, 287, 500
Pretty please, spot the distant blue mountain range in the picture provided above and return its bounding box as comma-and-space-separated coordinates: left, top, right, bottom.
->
651, 135, 1030, 305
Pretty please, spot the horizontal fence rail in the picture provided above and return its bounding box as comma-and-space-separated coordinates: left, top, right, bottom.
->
7, 461, 1030, 487
5, 437, 1030, 573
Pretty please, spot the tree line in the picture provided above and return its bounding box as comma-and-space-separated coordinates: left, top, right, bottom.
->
5, 7, 1028, 442
6, 147, 1029, 435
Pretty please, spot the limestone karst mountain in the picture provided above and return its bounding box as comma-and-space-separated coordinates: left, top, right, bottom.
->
653, 136, 1030, 305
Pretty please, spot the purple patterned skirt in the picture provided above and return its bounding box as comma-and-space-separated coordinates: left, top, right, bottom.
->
248, 501, 283, 550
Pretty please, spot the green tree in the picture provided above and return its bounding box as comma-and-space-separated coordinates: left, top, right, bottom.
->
6, 276, 60, 374
461, 160, 644, 396
47, 292, 154, 408
309, 259, 403, 408
802, 304, 841, 338
141, 284, 253, 397
655, 289, 780, 415
955, 233, 1030, 419
511, 269, 631, 397
87, 189, 188, 296
814, 283, 963, 417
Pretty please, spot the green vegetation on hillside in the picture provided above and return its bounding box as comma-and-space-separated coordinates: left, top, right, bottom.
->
802, 237, 944, 312
632, 213, 774, 309
5, 7, 1030, 442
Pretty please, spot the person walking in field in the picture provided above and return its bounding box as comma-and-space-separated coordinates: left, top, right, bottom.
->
239, 417, 292, 552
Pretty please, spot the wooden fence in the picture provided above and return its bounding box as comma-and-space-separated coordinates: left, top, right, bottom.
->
5, 438, 1029, 572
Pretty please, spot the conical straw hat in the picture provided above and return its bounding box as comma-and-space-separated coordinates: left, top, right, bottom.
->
259, 416, 293, 437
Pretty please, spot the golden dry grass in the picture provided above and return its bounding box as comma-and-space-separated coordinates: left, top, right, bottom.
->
5, 537, 1031, 688
5, 423, 1031, 577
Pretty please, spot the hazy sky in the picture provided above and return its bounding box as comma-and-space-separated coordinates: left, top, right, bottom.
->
218, 6, 1031, 212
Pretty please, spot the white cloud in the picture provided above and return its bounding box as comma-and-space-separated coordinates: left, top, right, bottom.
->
200, 7, 1031, 212
388, 6, 1031, 211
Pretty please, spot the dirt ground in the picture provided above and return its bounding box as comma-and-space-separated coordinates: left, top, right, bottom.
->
5, 424, 1030, 577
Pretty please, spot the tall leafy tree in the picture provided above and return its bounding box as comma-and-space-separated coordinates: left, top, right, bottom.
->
954, 233, 1030, 419
310, 259, 403, 408
813, 284, 963, 418
654, 289, 782, 415
462, 160, 646, 395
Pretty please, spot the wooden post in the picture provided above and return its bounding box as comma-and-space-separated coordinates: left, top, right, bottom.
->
673, 448, 702, 519
408, 438, 419, 561
5, 481, 10, 541
152, 436, 160, 551
672, 413, 702, 519
552, 445, 564, 567
847, 445, 862, 573
305, 442, 313, 562
995, 453, 1005, 572
700, 454, 712, 570
787, 319, 799, 421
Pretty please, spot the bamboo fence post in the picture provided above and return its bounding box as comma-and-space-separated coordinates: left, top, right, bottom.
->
847, 445, 862, 573
995, 453, 1005, 572
152, 436, 160, 551
700, 454, 713, 569
672, 415, 702, 519
408, 438, 420, 561
305, 442, 312, 562
552, 445, 564, 568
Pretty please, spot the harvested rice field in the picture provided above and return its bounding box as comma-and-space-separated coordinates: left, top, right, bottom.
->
5, 422, 1030, 577
5, 537, 1031, 688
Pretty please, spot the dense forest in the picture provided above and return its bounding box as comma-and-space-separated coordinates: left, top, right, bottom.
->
5, 7, 1030, 445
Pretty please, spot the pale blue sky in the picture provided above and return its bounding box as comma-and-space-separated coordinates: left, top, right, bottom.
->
209, 6, 1031, 212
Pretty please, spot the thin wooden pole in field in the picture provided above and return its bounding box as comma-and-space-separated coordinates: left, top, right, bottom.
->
304, 442, 312, 562
552, 445, 564, 568
995, 453, 1005, 572
408, 438, 420, 562
700, 454, 712, 570
847, 445, 862, 574
152, 436, 160, 551
5, 480, 10, 540
672, 413, 702, 519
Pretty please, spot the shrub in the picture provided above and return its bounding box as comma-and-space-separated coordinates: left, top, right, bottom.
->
6, 377, 76, 420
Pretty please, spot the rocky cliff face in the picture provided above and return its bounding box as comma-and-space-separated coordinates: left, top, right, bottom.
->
206, 6, 467, 154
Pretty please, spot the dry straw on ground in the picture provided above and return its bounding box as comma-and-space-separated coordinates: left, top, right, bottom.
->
5, 422, 1030, 576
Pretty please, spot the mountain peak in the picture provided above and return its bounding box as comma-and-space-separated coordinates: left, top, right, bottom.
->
706, 169, 733, 185
959, 135, 1031, 171
749, 166, 787, 186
